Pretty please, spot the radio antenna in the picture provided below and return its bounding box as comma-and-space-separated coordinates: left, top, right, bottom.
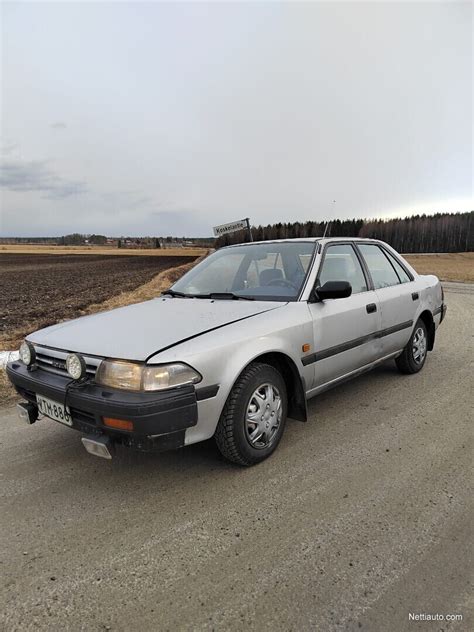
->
322, 200, 336, 238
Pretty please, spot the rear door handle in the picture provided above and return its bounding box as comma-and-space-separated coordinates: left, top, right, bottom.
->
366, 303, 377, 314
412, 292, 419, 301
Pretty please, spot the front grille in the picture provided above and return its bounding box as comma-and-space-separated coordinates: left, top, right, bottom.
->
33, 345, 103, 378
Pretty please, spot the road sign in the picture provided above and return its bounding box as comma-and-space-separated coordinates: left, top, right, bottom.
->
213, 219, 248, 237
213, 219, 252, 240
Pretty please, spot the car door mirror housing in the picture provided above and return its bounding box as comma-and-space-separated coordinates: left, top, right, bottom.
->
315, 281, 352, 300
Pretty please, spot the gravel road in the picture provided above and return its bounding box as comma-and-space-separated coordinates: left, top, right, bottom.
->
1, 284, 472, 632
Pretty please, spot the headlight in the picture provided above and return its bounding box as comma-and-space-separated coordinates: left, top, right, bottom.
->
95, 360, 143, 391
95, 360, 201, 392
66, 353, 87, 380
19, 341, 36, 366
142, 363, 201, 391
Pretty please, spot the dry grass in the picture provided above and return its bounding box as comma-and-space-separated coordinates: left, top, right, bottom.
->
0, 244, 207, 257
405, 252, 474, 283
0, 370, 18, 406
1, 327, 33, 353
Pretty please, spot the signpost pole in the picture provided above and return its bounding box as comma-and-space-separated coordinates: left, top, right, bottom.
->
246, 218, 253, 242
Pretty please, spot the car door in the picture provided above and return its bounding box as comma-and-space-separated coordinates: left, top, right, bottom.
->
356, 243, 417, 357
307, 242, 382, 389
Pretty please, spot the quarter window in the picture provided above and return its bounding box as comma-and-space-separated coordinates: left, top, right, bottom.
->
318, 244, 368, 294
384, 250, 412, 283
358, 244, 401, 289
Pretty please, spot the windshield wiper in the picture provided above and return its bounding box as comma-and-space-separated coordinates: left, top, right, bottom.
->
162, 289, 254, 300
197, 292, 255, 301
161, 289, 189, 298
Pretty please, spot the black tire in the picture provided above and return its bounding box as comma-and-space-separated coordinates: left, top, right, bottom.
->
395, 318, 428, 374
214, 362, 288, 466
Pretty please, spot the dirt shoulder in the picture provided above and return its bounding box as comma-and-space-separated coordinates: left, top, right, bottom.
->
0, 371, 17, 406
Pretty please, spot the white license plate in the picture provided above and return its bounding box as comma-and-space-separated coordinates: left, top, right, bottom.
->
37, 395, 72, 426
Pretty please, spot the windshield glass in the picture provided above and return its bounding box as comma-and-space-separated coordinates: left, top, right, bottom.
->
170, 241, 317, 301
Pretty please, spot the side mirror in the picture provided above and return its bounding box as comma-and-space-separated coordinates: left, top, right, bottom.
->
315, 280, 352, 300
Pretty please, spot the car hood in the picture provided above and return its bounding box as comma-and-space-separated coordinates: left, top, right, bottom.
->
28, 298, 284, 361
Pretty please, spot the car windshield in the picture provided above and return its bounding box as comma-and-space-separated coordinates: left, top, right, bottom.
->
169, 241, 317, 301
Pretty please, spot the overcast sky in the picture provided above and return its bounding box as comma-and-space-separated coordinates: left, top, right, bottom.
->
1, 1, 472, 237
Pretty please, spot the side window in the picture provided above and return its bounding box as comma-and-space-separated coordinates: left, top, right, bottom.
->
384, 250, 412, 283
358, 244, 400, 289
318, 244, 368, 294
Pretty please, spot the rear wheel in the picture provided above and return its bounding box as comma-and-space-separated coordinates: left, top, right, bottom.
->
214, 362, 287, 466
395, 318, 428, 374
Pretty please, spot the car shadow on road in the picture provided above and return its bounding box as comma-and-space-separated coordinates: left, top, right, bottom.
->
306, 359, 401, 413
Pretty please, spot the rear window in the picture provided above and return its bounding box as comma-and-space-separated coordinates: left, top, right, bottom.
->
358, 244, 401, 289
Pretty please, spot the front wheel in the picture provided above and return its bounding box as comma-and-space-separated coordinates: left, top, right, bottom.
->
395, 318, 428, 374
214, 362, 288, 466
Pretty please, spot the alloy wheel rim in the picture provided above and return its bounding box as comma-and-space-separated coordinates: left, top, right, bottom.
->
245, 383, 282, 449
412, 327, 427, 364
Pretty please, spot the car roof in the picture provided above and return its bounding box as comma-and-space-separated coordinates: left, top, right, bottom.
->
225, 237, 386, 247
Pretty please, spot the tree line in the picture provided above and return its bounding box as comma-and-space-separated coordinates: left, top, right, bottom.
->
59, 233, 108, 245
215, 211, 473, 253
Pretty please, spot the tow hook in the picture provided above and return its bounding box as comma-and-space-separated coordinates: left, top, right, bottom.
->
81, 435, 115, 459
17, 402, 39, 425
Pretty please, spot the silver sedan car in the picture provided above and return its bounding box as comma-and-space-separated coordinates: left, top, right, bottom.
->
7, 238, 446, 465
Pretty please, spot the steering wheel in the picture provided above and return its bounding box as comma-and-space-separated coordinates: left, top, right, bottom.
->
267, 278, 297, 289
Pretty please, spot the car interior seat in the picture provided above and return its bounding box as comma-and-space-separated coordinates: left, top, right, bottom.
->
260, 268, 284, 286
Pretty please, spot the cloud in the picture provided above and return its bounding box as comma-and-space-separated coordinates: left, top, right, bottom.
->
50, 122, 67, 129
0, 159, 87, 199
150, 210, 213, 236
99, 191, 154, 208
0, 142, 19, 156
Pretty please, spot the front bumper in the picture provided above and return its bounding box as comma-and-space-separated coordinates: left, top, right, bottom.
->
6, 361, 198, 451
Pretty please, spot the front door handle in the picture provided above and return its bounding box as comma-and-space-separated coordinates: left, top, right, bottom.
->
366, 303, 377, 314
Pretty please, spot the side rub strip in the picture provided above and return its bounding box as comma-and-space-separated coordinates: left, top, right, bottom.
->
302, 320, 413, 366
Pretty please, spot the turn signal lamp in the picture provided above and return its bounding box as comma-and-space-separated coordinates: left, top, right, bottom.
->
103, 417, 134, 431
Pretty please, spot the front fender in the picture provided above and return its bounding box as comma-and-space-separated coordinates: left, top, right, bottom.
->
147, 303, 314, 444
